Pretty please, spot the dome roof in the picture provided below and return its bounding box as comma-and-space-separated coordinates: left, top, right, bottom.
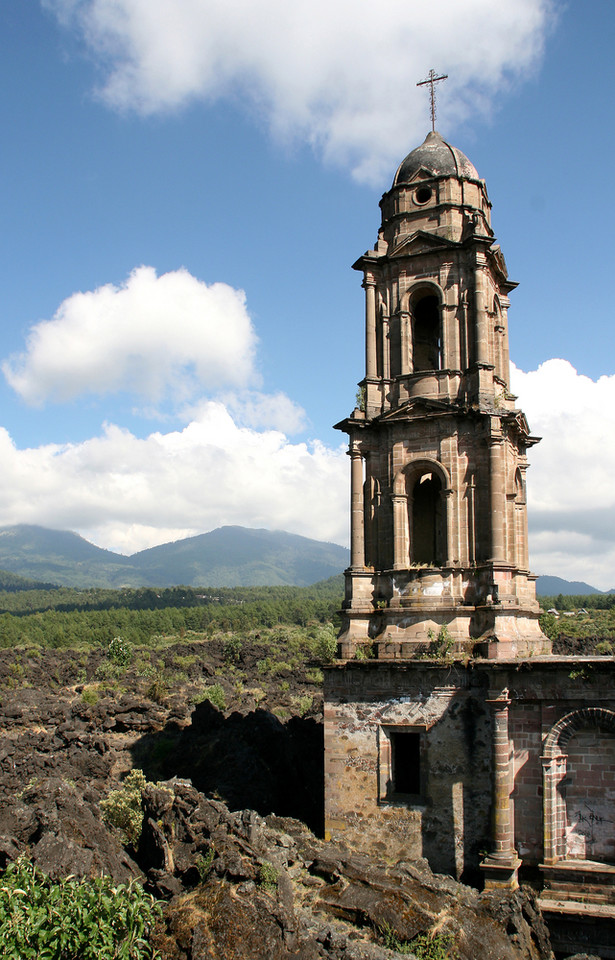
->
393, 131, 479, 185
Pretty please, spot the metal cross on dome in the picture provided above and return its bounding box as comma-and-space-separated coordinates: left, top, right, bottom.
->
416, 69, 448, 132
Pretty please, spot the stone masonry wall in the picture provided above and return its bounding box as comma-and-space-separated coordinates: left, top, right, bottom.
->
324, 662, 492, 878
324, 658, 615, 881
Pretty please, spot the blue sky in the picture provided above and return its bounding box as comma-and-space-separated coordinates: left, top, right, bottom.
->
0, 0, 614, 587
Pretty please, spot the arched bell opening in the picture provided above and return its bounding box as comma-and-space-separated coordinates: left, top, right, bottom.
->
412, 294, 441, 372
411, 472, 443, 564
392, 459, 452, 571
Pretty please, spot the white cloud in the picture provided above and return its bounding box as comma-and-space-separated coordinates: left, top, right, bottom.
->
511, 359, 615, 590
0, 403, 349, 554
44, 0, 557, 182
3, 266, 257, 406
0, 350, 611, 588
220, 391, 306, 434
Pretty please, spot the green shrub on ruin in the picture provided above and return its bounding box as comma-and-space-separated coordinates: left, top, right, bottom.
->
312, 624, 338, 662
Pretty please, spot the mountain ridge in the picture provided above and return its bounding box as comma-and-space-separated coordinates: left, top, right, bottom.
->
0, 524, 610, 594
0, 524, 350, 588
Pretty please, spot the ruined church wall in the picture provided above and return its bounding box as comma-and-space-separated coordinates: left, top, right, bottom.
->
324, 659, 615, 880
324, 662, 492, 877
506, 664, 615, 866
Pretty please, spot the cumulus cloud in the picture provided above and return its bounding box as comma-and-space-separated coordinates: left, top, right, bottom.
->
0, 403, 349, 554
220, 391, 307, 434
3, 266, 257, 406
44, 0, 556, 182
511, 360, 615, 590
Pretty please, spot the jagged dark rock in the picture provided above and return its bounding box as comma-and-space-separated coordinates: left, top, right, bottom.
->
140, 778, 552, 960
0, 645, 555, 959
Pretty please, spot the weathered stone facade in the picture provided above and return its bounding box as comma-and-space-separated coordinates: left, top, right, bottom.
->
324, 130, 615, 950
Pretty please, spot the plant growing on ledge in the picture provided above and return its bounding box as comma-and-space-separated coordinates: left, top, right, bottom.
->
355, 642, 375, 660
420, 625, 455, 661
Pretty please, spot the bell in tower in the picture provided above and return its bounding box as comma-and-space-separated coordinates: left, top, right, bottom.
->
335, 130, 550, 660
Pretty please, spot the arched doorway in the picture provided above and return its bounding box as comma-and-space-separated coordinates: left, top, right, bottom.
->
543, 709, 615, 864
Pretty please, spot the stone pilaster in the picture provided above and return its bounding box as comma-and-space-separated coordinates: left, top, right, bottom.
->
474, 255, 489, 366
481, 689, 521, 889
488, 430, 506, 563
400, 311, 411, 374
349, 444, 365, 570
381, 315, 390, 381
391, 493, 408, 569
363, 278, 377, 379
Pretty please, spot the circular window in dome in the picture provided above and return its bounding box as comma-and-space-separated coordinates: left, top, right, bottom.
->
415, 186, 432, 205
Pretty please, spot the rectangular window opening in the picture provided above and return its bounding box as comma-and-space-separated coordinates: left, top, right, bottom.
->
391, 730, 421, 795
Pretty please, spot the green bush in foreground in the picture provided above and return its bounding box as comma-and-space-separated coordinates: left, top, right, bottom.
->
0, 856, 162, 959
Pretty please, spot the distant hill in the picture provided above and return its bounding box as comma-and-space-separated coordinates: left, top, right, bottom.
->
0, 525, 609, 595
0, 525, 131, 588
0, 524, 350, 589
0, 568, 57, 592
535, 575, 606, 596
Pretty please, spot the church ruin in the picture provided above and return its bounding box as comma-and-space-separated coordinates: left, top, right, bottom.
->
324, 130, 615, 957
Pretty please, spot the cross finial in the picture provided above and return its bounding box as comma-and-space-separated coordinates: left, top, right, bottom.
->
416, 69, 448, 132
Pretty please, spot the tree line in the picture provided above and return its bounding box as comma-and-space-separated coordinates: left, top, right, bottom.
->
0, 577, 344, 649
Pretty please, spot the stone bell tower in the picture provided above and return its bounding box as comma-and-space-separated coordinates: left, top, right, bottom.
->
336, 130, 550, 659
326, 132, 615, 940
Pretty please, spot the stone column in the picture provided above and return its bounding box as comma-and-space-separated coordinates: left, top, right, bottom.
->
480, 689, 521, 889
400, 311, 411, 375
474, 256, 489, 366
541, 752, 567, 865
488, 432, 506, 563
381, 316, 390, 382
443, 301, 459, 371
350, 444, 365, 569
444, 488, 454, 566
392, 493, 408, 569
518, 466, 530, 570
467, 477, 476, 564
363, 278, 377, 379
500, 299, 511, 386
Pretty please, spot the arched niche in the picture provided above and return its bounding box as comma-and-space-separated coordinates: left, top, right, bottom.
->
542, 708, 615, 865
